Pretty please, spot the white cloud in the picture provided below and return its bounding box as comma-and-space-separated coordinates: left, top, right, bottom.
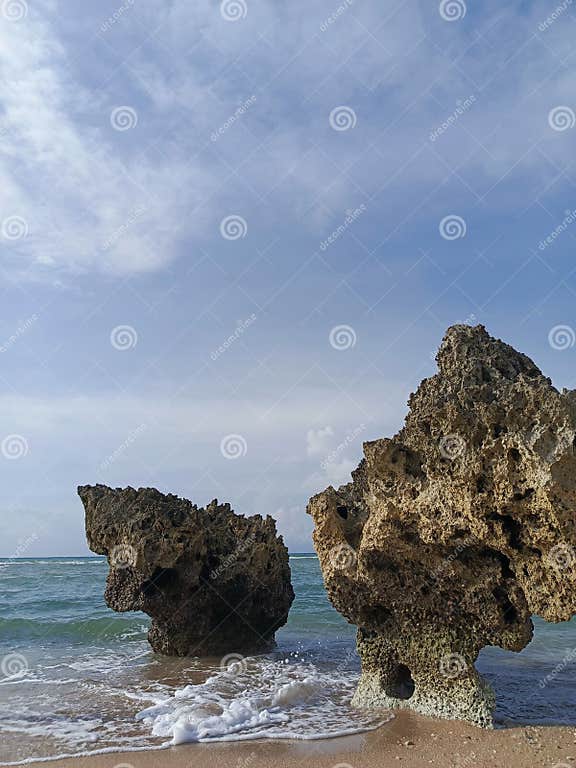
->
306, 426, 335, 457
1, 2, 574, 279
0, 13, 205, 278
324, 457, 356, 487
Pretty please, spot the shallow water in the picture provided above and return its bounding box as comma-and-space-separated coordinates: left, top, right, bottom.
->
0, 556, 575, 764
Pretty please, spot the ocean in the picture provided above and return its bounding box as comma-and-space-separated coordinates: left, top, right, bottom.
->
0, 555, 575, 765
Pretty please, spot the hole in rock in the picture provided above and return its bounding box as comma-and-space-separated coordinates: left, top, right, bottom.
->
495, 551, 514, 579
141, 567, 179, 597
336, 505, 349, 520
488, 512, 523, 550
513, 488, 534, 501
508, 448, 521, 462
492, 586, 518, 625
385, 664, 415, 700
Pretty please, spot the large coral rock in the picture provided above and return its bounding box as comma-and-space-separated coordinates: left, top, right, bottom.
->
308, 325, 576, 728
79, 485, 294, 656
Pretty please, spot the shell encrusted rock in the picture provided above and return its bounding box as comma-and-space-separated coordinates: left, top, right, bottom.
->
78, 485, 294, 656
308, 324, 576, 728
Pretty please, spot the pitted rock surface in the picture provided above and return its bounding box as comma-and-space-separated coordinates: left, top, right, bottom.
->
79, 485, 294, 656
308, 324, 576, 727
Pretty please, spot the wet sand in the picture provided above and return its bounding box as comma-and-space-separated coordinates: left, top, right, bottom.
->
22, 712, 576, 768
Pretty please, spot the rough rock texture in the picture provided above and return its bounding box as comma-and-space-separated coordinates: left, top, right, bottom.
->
308, 324, 576, 728
79, 485, 294, 656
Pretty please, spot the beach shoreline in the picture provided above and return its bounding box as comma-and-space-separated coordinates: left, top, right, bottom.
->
16, 712, 576, 768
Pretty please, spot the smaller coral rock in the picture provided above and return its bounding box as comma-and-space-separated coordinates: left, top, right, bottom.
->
79, 485, 294, 656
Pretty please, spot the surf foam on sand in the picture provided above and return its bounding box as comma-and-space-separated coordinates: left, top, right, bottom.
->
136, 657, 390, 745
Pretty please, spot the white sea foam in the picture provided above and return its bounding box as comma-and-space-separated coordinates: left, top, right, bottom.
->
0, 560, 102, 567
136, 658, 390, 745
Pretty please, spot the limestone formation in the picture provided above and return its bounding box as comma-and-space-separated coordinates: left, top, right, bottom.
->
308, 324, 576, 727
79, 485, 294, 656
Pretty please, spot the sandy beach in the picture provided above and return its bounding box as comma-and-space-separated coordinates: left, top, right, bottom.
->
24, 713, 576, 768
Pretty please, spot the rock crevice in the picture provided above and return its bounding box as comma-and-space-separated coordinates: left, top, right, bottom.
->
308, 324, 576, 727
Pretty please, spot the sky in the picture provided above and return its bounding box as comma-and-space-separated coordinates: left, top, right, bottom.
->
1, 0, 576, 556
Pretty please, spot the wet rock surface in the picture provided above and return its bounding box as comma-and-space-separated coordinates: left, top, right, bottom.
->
79, 485, 294, 656
308, 324, 576, 727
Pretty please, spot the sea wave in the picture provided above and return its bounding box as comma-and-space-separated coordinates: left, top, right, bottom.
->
0, 616, 148, 642
0, 560, 105, 568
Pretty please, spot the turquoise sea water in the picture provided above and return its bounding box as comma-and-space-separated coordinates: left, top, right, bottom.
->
0, 556, 575, 764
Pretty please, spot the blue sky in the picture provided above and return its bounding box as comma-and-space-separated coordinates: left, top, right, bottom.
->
1, 0, 576, 555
